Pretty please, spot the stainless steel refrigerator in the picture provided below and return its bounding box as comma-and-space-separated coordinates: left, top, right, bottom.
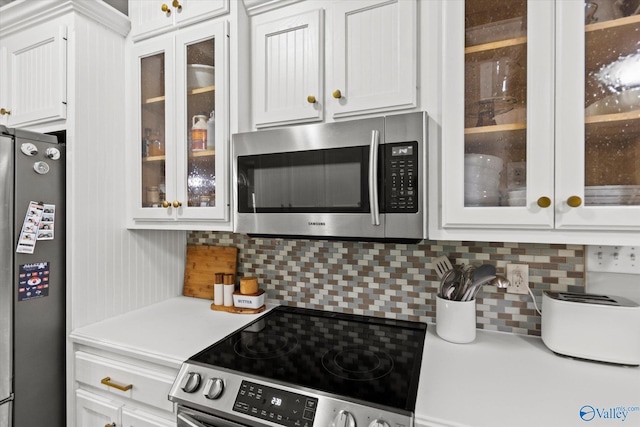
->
0, 126, 66, 427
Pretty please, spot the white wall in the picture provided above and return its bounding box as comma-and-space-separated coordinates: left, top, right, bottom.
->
67, 11, 185, 329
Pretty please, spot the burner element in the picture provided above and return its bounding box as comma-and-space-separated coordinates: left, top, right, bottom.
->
234, 333, 298, 359
322, 345, 394, 381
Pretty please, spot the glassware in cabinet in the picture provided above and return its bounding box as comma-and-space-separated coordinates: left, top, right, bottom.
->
140, 52, 167, 209
463, 0, 528, 208
583, 7, 640, 207
184, 37, 216, 209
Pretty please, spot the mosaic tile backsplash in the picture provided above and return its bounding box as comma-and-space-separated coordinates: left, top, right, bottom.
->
188, 232, 585, 336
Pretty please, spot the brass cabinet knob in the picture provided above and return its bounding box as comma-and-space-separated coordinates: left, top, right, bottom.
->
0, 108, 10, 115
161, 3, 170, 14
104, 423, 116, 427
536, 196, 551, 208
172, 200, 182, 208
567, 195, 582, 208
332, 90, 342, 99
162, 200, 171, 208
172, 0, 182, 10
307, 95, 316, 104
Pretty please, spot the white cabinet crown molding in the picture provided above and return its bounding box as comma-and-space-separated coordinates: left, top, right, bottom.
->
0, 0, 130, 37
242, 0, 305, 16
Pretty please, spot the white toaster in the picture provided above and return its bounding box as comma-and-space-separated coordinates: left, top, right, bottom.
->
541, 291, 640, 366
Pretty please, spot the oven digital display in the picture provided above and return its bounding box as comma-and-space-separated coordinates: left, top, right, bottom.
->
234, 380, 317, 427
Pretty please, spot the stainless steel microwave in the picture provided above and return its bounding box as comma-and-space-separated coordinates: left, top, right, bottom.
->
232, 112, 427, 241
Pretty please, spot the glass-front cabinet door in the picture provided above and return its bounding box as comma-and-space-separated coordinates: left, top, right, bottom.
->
139, 48, 169, 215
132, 20, 228, 224
442, 0, 555, 229
556, 0, 640, 230
442, 0, 640, 235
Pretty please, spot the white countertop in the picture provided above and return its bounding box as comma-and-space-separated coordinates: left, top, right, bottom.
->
416, 328, 640, 427
70, 296, 640, 427
70, 296, 274, 368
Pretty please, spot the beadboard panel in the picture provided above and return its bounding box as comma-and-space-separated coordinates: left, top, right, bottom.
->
68, 14, 186, 329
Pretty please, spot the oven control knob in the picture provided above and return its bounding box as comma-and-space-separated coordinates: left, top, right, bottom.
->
369, 420, 390, 427
181, 372, 201, 393
204, 378, 224, 399
332, 410, 356, 427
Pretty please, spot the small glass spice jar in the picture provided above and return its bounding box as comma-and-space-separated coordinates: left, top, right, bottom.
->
146, 186, 160, 205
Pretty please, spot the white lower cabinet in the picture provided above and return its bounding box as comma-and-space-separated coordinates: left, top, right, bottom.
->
76, 389, 121, 426
74, 350, 177, 427
76, 389, 175, 427
121, 407, 177, 427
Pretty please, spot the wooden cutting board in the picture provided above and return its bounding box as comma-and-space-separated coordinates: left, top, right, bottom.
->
183, 245, 238, 299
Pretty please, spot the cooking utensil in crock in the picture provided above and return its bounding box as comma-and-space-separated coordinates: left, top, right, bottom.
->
462, 264, 497, 301
439, 267, 464, 300
433, 256, 453, 279
466, 275, 511, 301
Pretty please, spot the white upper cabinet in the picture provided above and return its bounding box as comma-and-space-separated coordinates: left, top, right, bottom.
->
128, 20, 230, 229
251, 0, 417, 128
0, 20, 67, 128
252, 8, 324, 127
436, 0, 640, 245
555, 1, 640, 232
327, 0, 417, 119
129, 0, 229, 41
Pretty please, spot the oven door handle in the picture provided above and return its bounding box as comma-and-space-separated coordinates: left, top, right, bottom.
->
178, 408, 253, 427
368, 129, 380, 226
178, 413, 207, 427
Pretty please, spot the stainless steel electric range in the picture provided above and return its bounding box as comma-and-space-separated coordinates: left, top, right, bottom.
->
168, 306, 427, 427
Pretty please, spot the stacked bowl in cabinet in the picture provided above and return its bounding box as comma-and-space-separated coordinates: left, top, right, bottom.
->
585, 185, 640, 205
500, 185, 640, 207
464, 154, 504, 206
504, 187, 526, 206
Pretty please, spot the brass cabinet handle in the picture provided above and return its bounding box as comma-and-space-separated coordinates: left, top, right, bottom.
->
104, 423, 115, 427
101, 376, 132, 392
0, 108, 10, 115
172, 200, 182, 208
162, 200, 171, 208
332, 90, 342, 99
567, 195, 582, 208
536, 196, 551, 208
172, 0, 182, 10
307, 95, 316, 104
161, 3, 170, 14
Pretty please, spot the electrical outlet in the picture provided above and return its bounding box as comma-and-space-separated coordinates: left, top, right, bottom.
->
506, 264, 529, 294
586, 245, 640, 274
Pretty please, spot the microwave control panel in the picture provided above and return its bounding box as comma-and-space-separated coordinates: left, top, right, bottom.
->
384, 141, 418, 213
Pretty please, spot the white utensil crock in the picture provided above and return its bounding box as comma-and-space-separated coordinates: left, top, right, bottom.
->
436, 296, 477, 343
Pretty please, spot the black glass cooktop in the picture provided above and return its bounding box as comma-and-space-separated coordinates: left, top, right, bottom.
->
190, 306, 427, 412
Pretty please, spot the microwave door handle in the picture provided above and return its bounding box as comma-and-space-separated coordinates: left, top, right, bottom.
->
369, 129, 380, 226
